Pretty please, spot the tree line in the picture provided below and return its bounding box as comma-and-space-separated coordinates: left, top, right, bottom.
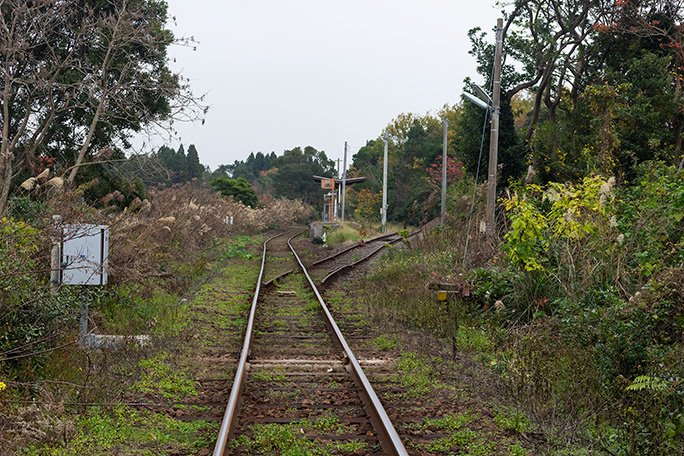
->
213, 0, 684, 225
209, 146, 336, 208
3, 0, 684, 226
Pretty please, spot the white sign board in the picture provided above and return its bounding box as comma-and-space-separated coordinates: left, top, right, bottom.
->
61, 224, 109, 285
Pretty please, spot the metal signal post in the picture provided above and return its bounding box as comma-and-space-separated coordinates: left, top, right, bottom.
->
341, 141, 348, 224
382, 134, 388, 233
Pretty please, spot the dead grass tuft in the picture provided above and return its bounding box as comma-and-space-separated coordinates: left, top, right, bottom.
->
0, 396, 76, 449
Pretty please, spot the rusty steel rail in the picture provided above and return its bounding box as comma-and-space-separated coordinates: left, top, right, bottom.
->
261, 268, 293, 287
320, 234, 405, 285
287, 234, 409, 456
212, 230, 296, 456
311, 231, 398, 266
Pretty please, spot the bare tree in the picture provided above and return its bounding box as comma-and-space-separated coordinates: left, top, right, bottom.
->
1, 0, 75, 214
500, 0, 611, 139
0, 0, 206, 215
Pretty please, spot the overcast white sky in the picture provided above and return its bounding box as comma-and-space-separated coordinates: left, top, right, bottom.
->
148, 1, 505, 172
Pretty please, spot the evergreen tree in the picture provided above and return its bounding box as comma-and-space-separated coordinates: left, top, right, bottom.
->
209, 176, 259, 208
388, 119, 443, 224
186, 144, 204, 180
271, 146, 335, 204
457, 96, 524, 186
173, 145, 189, 183
351, 139, 384, 192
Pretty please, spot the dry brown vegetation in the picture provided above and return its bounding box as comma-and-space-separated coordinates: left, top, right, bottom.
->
49, 182, 313, 287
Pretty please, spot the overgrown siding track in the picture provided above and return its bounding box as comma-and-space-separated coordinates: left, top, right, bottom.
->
310, 232, 404, 286
212, 231, 409, 456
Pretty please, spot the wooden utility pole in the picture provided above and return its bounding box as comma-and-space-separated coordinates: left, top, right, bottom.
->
485, 18, 503, 239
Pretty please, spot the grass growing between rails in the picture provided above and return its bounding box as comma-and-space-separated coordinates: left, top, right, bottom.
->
323, 221, 412, 248
230, 414, 370, 455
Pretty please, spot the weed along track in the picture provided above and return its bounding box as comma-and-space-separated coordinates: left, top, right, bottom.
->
213, 231, 409, 455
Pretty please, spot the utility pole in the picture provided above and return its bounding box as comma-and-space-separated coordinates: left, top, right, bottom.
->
331, 177, 335, 223
382, 134, 388, 233
486, 18, 503, 239
441, 114, 448, 227
341, 141, 348, 224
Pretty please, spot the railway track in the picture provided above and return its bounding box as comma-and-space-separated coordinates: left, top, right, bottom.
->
260, 232, 406, 289
309, 232, 404, 286
212, 230, 409, 455
295, 229, 498, 455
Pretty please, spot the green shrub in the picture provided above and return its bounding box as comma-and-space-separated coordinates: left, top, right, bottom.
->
616, 161, 684, 284
7, 196, 50, 223
0, 218, 81, 381
1, 289, 80, 381
0, 217, 41, 305
502, 176, 620, 301
326, 224, 362, 247
216, 235, 256, 260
